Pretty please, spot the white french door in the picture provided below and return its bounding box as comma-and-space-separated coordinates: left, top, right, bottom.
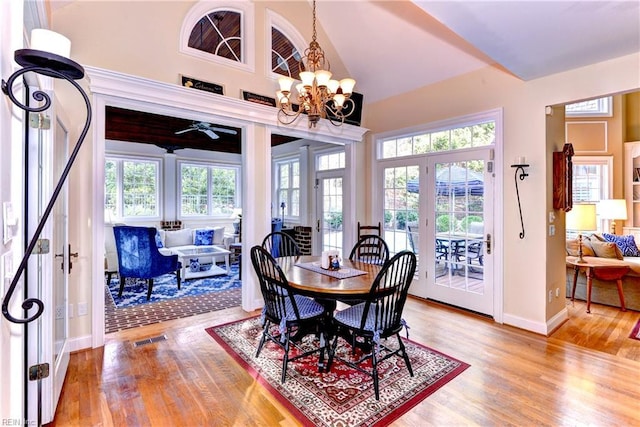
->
25, 92, 70, 424
315, 171, 344, 255
426, 149, 494, 315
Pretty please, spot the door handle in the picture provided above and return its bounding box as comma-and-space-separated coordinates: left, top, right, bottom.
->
55, 253, 65, 271
69, 244, 78, 271
317, 219, 320, 233
484, 234, 492, 255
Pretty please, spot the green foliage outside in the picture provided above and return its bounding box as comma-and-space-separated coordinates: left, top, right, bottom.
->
327, 211, 342, 230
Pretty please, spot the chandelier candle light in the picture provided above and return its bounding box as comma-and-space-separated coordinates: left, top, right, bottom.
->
276, 0, 356, 128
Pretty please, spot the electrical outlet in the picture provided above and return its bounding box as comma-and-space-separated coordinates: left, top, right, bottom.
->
78, 302, 88, 316
549, 225, 555, 236
548, 290, 553, 303
55, 305, 64, 319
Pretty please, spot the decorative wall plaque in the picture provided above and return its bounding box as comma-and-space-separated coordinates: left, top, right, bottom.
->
181, 75, 224, 95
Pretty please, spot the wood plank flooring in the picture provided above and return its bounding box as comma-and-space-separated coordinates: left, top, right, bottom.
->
48, 298, 640, 426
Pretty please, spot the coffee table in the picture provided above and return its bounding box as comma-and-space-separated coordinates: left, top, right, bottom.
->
174, 246, 231, 280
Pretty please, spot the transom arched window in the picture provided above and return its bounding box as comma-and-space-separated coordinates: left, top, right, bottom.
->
181, 1, 255, 73
188, 11, 242, 62
267, 9, 306, 80
272, 27, 301, 78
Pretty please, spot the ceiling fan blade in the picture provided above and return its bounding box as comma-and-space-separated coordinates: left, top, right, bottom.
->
202, 129, 220, 139
175, 128, 195, 134
210, 127, 237, 135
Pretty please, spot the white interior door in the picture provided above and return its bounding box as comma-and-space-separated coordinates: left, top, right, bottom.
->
315, 171, 344, 255
426, 149, 494, 315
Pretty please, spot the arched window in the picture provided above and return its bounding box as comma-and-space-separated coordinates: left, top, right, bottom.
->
267, 10, 306, 79
272, 27, 301, 78
189, 11, 242, 62
181, 1, 255, 73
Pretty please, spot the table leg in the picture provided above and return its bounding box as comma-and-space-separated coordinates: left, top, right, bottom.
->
225, 253, 230, 275
586, 267, 593, 314
571, 265, 579, 301
615, 279, 627, 312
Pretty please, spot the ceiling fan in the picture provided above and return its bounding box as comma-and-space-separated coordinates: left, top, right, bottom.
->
174, 121, 238, 140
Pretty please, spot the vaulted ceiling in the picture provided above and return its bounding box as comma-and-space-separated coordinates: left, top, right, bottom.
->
317, 0, 640, 103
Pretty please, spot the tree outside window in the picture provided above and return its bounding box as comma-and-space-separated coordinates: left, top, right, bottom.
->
104, 157, 160, 220
180, 162, 238, 217
276, 159, 299, 218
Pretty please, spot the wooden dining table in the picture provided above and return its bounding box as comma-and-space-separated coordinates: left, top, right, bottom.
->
276, 255, 381, 302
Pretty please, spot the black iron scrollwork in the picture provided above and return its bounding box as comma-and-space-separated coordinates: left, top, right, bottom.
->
511, 164, 529, 239
1, 50, 90, 324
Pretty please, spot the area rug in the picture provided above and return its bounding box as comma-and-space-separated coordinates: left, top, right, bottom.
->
630, 318, 640, 341
206, 317, 470, 426
107, 263, 240, 308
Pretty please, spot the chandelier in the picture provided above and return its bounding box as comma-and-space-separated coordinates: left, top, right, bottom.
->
276, 0, 356, 128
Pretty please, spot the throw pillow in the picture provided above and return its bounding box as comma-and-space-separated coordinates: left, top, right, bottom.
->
194, 229, 214, 246
601, 233, 640, 257
566, 238, 595, 257
589, 240, 624, 260
155, 230, 163, 248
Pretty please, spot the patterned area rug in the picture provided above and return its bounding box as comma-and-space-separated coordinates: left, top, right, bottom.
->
107, 264, 241, 308
105, 263, 242, 334
630, 318, 640, 340
207, 317, 470, 426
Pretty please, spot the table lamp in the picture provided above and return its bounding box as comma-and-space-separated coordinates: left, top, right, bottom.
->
566, 204, 597, 263
597, 199, 627, 234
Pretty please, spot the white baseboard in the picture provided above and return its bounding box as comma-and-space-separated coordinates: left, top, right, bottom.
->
502, 313, 548, 335
503, 307, 569, 336
67, 335, 93, 352
546, 307, 569, 335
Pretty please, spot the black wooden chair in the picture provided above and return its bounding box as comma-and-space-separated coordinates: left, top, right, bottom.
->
327, 250, 417, 400
349, 235, 390, 265
261, 231, 301, 258
357, 221, 382, 239
250, 246, 329, 383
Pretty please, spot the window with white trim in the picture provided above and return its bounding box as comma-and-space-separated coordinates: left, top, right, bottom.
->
317, 152, 345, 171
180, 1, 255, 73
267, 9, 306, 79
179, 162, 239, 217
571, 156, 612, 233
105, 157, 161, 220
566, 97, 612, 117
276, 158, 300, 218
379, 121, 495, 159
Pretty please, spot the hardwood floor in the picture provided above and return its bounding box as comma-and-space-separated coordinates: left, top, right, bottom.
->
48, 298, 640, 426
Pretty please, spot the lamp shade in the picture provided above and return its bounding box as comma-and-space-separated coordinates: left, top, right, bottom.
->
597, 199, 628, 220
566, 204, 597, 231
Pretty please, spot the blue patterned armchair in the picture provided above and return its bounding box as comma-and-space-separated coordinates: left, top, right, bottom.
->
113, 225, 181, 300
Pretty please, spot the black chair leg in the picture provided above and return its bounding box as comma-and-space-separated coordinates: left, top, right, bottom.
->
397, 334, 414, 376
146, 278, 154, 300
176, 269, 181, 289
118, 275, 126, 297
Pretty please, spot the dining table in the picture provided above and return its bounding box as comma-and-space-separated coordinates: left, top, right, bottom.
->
275, 255, 381, 367
277, 255, 381, 301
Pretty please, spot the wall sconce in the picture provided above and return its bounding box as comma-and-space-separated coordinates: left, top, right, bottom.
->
511, 157, 529, 239
1, 30, 91, 324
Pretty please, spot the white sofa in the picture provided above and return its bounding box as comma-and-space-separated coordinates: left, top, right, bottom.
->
156, 226, 233, 266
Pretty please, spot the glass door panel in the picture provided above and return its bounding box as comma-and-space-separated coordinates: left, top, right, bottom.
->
427, 150, 493, 315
